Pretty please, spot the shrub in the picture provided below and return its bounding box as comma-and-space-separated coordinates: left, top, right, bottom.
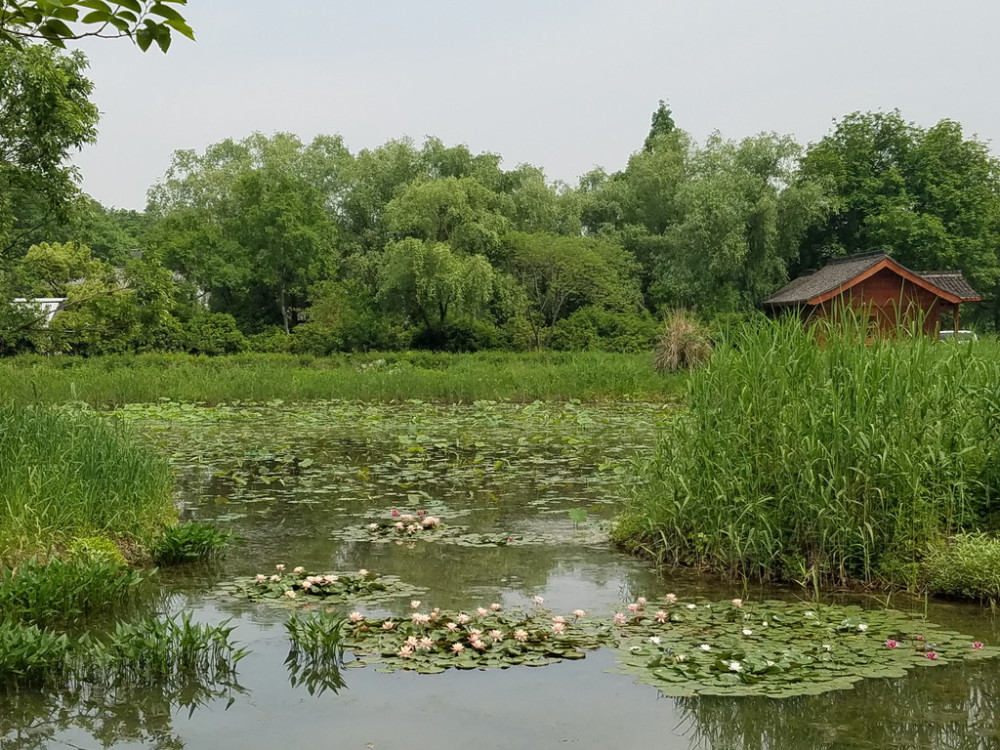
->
653, 311, 713, 372
924, 534, 1000, 601
617, 317, 1000, 586
552, 307, 658, 353
289, 322, 342, 356
183, 313, 247, 355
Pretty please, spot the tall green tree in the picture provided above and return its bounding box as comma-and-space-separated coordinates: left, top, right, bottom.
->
0, 43, 98, 257
798, 111, 1000, 327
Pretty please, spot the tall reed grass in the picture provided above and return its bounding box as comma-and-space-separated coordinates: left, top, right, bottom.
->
0, 406, 175, 562
615, 316, 1000, 586
0, 351, 681, 406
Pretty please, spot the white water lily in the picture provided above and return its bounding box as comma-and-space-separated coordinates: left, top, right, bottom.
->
675, 654, 687, 662
686, 604, 697, 610
765, 660, 776, 667
805, 611, 816, 618
822, 644, 832, 652
858, 623, 868, 632
648, 636, 661, 645
699, 644, 711, 651
728, 661, 742, 672
742, 629, 753, 636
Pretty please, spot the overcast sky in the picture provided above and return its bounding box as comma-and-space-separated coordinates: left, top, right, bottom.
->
70, 0, 1000, 210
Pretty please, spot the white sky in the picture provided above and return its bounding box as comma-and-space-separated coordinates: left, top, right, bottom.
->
70, 0, 1000, 210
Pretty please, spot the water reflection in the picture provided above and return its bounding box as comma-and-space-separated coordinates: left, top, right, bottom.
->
0, 677, 245, 750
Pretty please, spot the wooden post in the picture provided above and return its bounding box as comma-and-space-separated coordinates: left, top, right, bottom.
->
953, 305, 960, 337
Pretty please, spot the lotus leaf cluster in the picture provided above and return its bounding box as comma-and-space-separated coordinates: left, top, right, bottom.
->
611, 597, 999, 698
228, 566, 424, 606
335, 603, 611, 674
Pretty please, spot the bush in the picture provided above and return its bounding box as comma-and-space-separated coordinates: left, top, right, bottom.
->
653, 311, 713, 372
616, 316, 1000, 586
551, 307, 658, 353
290, 322, 342, 356
183, 313, 247, 355
150, 522, 234, 565
924, 534, 1000, 601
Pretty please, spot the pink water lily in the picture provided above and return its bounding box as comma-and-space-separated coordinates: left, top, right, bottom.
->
477, 607, 489, 616
293, 566, 305, 575
301, 580, 312, 590
636, 597, 647, 607
551, 616, 567, 625
381, 620, 395, 630
490, 603, 503, 611
357, 569, 369, 577
457, 614, 471, 625
391, 509, 400, 517
283, 590, 296, 599
884, 639, 900, 649
269, 574, 281, 582
552, 622, 566, 634
627, 603, 640, 613
973, 641, 984, 649
925, 651, 938, 660
451, 642, 465, 653
405, 636, 419, 647
470, 638, 486, 650
418, 637, 434, 651
572, 609, 586, 618
532, 596, 544, 606
613, 612, 628, 625
368, 523, 379, 531
411, 612, 431, 625
254, 574, 266, 582
655, 610, 668, 623
513, 629, 529, 642
489, 629, 503, 642
400, 514, 414, 522
275, 564, 286, 572
398, 645, 414, 658
349, 612, 364, 623
731, 598, 743, 608
445, 622, 459, 632
665, 594, 678, 604
411, 600, 422, 609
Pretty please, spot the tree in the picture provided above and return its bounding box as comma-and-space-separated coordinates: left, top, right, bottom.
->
798, 111, 1000, 328
643, 99, 677, 152
0, 1, 194, 52
0, 43, 98, 257
379, 239, 495, 339
505, 232, 641, 348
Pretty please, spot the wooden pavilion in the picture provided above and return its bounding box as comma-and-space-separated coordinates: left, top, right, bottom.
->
763, 253, 981, 337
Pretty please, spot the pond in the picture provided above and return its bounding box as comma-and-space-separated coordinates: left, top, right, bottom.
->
2, 401, 999, 749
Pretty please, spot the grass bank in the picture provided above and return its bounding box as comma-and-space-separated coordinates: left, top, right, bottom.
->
615, 318, 1000, 589
0, 405, 175, 563
0, 351, 682, 407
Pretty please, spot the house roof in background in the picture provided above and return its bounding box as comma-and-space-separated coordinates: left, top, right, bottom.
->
763, 253, 981, 307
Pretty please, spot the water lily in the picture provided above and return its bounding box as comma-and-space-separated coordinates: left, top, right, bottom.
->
357, 569, 369, 577
293, 566, 305, 575
490, 603, 502, 611
728, 660, 742, 672
686, 604, 697, 610
731, 598, 743, 608
400, 514, 414, 522
476, 607, 489, 617
742, 629, 753, 636
445, 622, 459, 632
368, 523, 379, 531
269, 574, 281, 582
301, 580, 312, 590
552, 622, 566, 634
925, 651, 938, 660
405, 636, 419, 647
284, 590, 296, 599
325, 575, 339, 584
627, 603, 640, 614
572, 609, 586, 618
275, 564, 286, 572
884, 639, 900, 649
406, 524, 418, 533
665, 593, 678, 604
551, 616, 567, 625
469, 628, 482, 637
699, 644, 711, 651
655, 610, 668, 623
398, 645, 414, 658
649, 636, 661, 645
349, 612, 364, 623
394, 522, 405, 530
804, 611, 816, 618
470, 638, 486, 650
514, 629, 529, 642
613, 612, 628, 625
254, 574, 266, 582
637, 597, 647, 607
418, 637, 434, 651
451, 642, 465, 653
382, 620, 395, 630
489, 629, 503, 642
973, 641, 984, 650
858, 623, 868, 632
532, 596, 545, 606
391, 509, 400, 517
411, 612, 431, 625
457, 614, 471, 625
411, 600, 421, 609
675, 654, 687, 662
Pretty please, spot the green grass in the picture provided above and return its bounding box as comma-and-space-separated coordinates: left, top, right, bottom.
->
0, 405, 176, 563
0, 351, 682, 407
924, 533, 1000, 601
615, 316, 1000, 587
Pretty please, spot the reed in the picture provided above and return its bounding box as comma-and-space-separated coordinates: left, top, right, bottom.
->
0, 405, 175, 562
616, 315, 1000, 587
0, 351, 682, 406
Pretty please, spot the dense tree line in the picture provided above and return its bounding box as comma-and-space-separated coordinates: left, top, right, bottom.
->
4, 44, 1000, 355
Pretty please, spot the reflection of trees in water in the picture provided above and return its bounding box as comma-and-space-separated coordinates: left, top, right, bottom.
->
677, 661, 1000, 750
0, 677, 245, 750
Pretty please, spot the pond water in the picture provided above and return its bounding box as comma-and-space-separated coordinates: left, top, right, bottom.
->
2, 401, 999, 749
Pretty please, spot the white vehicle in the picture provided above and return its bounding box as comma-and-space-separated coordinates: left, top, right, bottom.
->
938, 329, 978, 342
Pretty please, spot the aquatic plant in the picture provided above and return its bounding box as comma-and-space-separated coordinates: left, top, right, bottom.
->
0, 405, 175, 563
0, 557, 146, 627
284, 611, 348, 695
149, 522, 235, 564
617, 317, 1000, 586
365, 510, 446, 538
227, 566, 424, 606
611, 596, 999, 698
299, 603, 612, 674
